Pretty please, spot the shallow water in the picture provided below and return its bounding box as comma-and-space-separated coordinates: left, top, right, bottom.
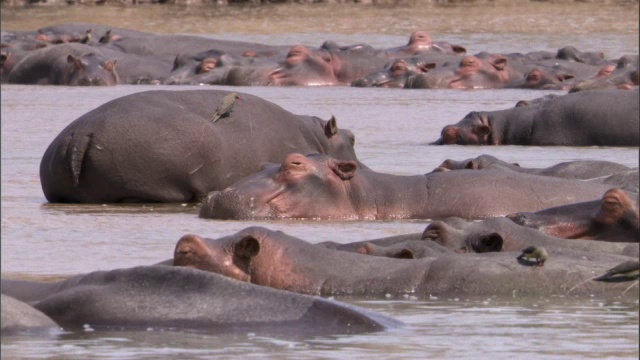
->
1, 2, 639, 359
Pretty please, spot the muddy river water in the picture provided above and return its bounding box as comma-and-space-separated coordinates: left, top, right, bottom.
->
1, 2, 639, 359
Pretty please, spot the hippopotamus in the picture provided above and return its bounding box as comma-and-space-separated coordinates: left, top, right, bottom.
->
172, 226, 638, 298
7, 43, 119, 85
318, 215, 638, 259
199, 152, 614, 221
422, 216, 639, 256
164, 50, 257, 85
351, 53, 461, 88
40, 90, 362, 203
266, 44, 390, 86
433, 88, 639, 146
508, 188, 639, 244
505, 67, 577, 90
1, 295, 61, 336
384, 31, 466, 58
570, 55, 639, 92
1, 266, 399, 335
405, 53, 521, 89
433, 155, 636, 188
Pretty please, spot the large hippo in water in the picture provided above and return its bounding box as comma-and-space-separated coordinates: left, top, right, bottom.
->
1, 266, 399, 335
433, 88, 639, 146
199, 153, 614, 221
40, 90, 362, 203
173, 226, 638, 298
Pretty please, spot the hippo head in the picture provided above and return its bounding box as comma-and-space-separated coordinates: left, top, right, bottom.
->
173, 227, 319, 290
352, 59, 435, 88
268, 45, 340, 86
65, 54, 119, 86
592, 188, 640, 236
421, 217, 503, 253
434, 112, 492, 145
508, 68, 575, 90
199, 153, 360, 220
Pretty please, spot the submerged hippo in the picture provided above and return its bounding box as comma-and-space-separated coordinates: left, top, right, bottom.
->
508, 188, 639, 243
173, 226, 638, 298
1, 295, 61, 336
1, 266, 399, 335
199, 153, 614, 221
433, 88, 639, 146
40, 90, 362, 203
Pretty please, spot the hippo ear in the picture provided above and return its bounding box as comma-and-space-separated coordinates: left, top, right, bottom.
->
331, 160, 358, 180
234, 235, 260, 261
475, 124, 491, 137
452, 45, 467, 56
102, 59, 117, 72
67, 55, 87, 69
490, 55, 508, 71
324, 115, 339, 138
515, 100, 529, 107
394, 249, 415, 259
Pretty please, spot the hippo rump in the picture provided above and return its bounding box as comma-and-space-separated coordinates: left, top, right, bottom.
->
1, 294, 61, 336
508, 188, 639, 243
199, 153, 615, 221
172, 226, 639, 298
40, 90, 362, 203
1, 266, 399, 336
433, 88, 639, 146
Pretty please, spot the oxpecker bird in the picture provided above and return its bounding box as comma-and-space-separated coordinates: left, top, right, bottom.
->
211, 92, 240, 123
98, 29, 112, 44
594, 260, 640, 281
517, 246, 548, 267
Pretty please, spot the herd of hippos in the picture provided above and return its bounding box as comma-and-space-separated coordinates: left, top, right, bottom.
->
2, 23, 639, 337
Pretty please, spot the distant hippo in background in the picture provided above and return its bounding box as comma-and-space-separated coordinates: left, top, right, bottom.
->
41, 90, 362, 203
173, 226, 638, 298
433, 89, 639, 146
7, 43, 119, 85
570, 55, 639, 92
405, 53, 521, 89
1, 295, 60, 336
351, 53, 461, 88
508, 188, 640, 243
1, 266, 399, 335
200, 153, 614, 221
432, 155, 637, 190
267, 44, 389, 86
385, 31, 466, 58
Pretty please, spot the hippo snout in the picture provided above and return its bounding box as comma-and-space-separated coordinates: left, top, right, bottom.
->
199, 189, 271, 220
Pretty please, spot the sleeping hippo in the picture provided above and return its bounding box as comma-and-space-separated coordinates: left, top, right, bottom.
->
199, 153, 615, 221
172, 226, 638, 298
433, 88, 639, 146
1, 266, 400, 335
